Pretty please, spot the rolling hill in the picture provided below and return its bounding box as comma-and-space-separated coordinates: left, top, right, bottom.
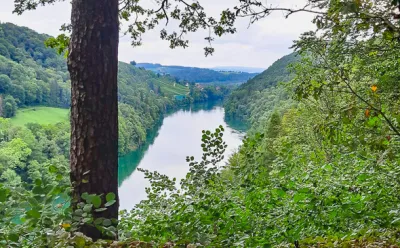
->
224, 52, 299, 130
0, 22, 189, 154
136, 63, 258, 84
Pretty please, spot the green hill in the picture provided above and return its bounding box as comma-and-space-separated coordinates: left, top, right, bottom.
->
224, 52, 298, 130
136, 63, 258, 84
0, 22, 189, 155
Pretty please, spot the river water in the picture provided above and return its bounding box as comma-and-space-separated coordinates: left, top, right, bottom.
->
118, 102, 245, 210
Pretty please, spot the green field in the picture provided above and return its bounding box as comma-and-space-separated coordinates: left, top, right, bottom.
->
10, 107, 69, 126
157, 80, 189, 96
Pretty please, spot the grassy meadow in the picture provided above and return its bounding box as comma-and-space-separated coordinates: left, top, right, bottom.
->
10, 107, 69, 126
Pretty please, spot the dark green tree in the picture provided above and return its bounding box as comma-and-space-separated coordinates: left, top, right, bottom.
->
0, 75, 11, 93
2, 95, 17, 118
0, 44, 10, 58
266, 111, 282, 139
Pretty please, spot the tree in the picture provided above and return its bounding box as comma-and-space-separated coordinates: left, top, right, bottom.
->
266, 111, 281, 139
0, 75, 11, 93
129, 60, 136, 66
67, 0, 119, 240
2, 95, 17, 118
0, 44, 10, 58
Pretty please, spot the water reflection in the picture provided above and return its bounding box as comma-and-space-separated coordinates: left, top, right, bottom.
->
118, 119, 163, 186
118, 102, 246, 210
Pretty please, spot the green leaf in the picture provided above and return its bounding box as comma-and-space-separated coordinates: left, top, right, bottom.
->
81, 192, 89, 200
106, 192, 116, 202
26, 209, 41, 219
94, 218, 104, 225
392, 218, 400, 224
105, 200, 116, 207
91, 195, 102, 208
275, 189, 286, 197
74, 209, 84, 216
83, 204, 93, 213
293, 193, 306, 203
32, 186, 44, 195
49, 165, 57, 173
83, 217, 92, 223
357, 173, 368, 182
298, 188, 310, 193
103, 219, 112, 227
8, 233, 19, 242
0, 189, 8, 202
74, 236, 86, 248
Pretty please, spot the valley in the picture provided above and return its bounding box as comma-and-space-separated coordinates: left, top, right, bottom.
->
135, 63, 259, 84
2, 0, 400, 245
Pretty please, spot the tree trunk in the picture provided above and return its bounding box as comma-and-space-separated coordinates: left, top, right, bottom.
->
68, 0, 119, 240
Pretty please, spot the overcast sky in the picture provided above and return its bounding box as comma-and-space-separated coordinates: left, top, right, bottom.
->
0, 0, 316, 69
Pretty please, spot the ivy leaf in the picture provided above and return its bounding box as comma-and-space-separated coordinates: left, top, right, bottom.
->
103, 219, 112, 227
81, 192, 89, 201
106, 192, 116, 202
91, 195, 102, 208
94, 218, 104, 225
105, 200, 116, 207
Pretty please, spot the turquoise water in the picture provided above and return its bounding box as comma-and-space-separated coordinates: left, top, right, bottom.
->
118, 103, 245, 210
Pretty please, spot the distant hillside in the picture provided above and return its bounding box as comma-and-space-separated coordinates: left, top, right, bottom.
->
136, 63, 258, 84
211, 66, 266, 73
224, 52, 299, 130
0, 22, 189, 154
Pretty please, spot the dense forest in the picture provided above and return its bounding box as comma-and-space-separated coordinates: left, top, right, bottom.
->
4, 0, 400, 247
136, 63, 258, 84
0, 23, 232, 156
224, 53, 298, 130
0, 22, 194, 155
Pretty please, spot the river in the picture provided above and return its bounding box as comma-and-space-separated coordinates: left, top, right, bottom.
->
118, 102, 246, 210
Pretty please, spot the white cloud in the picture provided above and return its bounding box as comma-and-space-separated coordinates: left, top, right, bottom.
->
0, 0, 316, 68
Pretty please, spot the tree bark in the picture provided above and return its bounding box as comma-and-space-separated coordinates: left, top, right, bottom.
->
68, 0, 119, 240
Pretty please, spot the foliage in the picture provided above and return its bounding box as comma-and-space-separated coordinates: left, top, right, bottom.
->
0, 22, 191, 155
118, 1, 400, 246
190, 84, 232, 103
224, 52, 298, 127
6, 0, 400, 246
0, 118, 121, 247
2, 95, 17, 118
0, 22, 70, 112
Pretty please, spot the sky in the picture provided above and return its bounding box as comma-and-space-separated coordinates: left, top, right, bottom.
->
0, 0, 316, 69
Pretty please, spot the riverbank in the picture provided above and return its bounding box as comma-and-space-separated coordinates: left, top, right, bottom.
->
118, 102, 246, 210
